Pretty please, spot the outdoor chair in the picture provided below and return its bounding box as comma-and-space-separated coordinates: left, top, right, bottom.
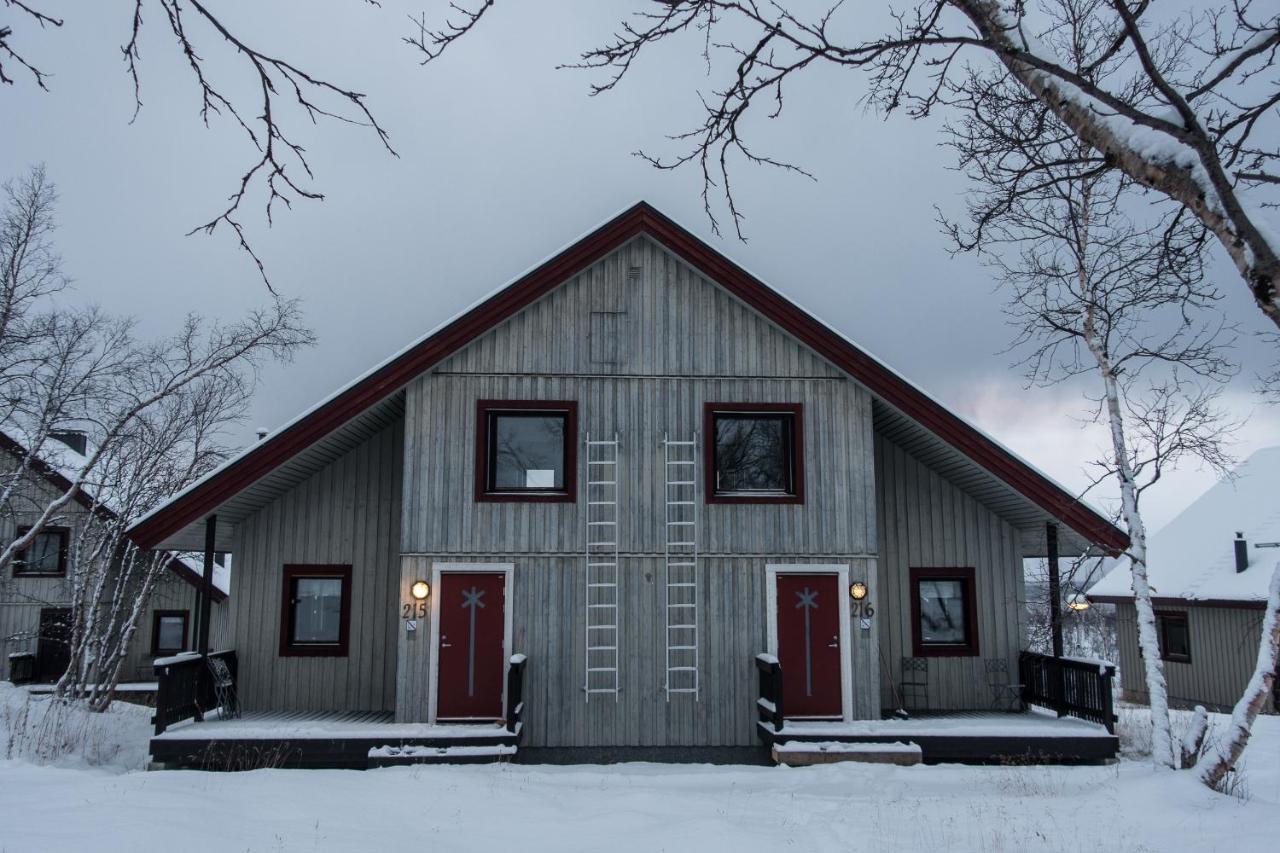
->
900, 657, 929, 713
984, 657, 1024, 711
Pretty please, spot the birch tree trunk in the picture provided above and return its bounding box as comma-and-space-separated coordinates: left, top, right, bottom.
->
1200, 563, 1280, 789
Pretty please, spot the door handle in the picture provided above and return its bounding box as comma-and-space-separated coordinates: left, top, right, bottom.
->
827, 636, 839, 648
441, 636, 453, 648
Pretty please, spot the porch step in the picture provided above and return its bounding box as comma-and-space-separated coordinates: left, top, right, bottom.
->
367, 743, 517, 767
770, 740, 922, 767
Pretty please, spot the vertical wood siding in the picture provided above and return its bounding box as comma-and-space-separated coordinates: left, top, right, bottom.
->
0, 454, 226, 682
1114, 601, 1274, 713
874, 435, 1027, 711
227, 422, 403, 712
397, 553, 877, 746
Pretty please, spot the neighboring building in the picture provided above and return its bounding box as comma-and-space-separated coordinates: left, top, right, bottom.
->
0, 429, 229, 684
130, 203, 1127, 760
1089, 447, 1280, 713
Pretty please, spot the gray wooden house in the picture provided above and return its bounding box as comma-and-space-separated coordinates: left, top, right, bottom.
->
0, 430, 228, 686
131, 203, 1127, 767
1089, 446, 1280, 714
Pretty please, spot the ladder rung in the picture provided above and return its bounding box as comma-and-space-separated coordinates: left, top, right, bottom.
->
668, 582, 696, 588
667, 688, 699, 694
667, 481, 695, 486
666, 460, 695, 466
667, 666, 698, 672
588, 501, 616, 505
668, 500, 695, 505
668, 603, 696, 609
665, 440, 696, 446
588, 520, 616, 526
588, 542, 617, 548
589, 645, 618, 651
587, 667, 618, 673
586, 440, 618, 446
588, 460, 616, 465
668, 645, 697, 651
668, 624, 696, 630
587, 583, 616, 589
587, 562, 617, 568
588, 625, 617, 631
667, 521, 694, 526
588, 603, 617, 609
668, 541, 695, 547
667, 561, 696, 567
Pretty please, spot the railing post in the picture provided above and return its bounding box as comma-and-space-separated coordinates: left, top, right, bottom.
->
1100, 663, 1116, 734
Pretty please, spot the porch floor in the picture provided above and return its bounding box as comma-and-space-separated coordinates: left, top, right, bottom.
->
150, 710, 520, 770
757, 709, 1118, 764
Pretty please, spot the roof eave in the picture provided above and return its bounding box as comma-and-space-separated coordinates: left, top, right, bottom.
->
128, 201, 1128, 555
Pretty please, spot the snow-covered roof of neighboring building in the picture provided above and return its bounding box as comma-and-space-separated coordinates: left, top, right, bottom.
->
1088, 446, 1280, 607
0, 428, 229, 599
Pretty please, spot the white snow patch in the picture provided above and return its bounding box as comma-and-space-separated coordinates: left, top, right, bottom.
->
1090, 446, 1280, 602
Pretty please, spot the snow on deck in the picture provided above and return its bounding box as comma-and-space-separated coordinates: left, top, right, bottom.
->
769, 710, 1113, 739
772, 740, 922, 755
154, 711, 516, 741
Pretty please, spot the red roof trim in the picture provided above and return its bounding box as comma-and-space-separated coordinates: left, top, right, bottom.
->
128, 202, 1129, 554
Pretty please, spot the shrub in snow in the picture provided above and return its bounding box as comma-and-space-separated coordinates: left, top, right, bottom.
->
0, 683, 151, 771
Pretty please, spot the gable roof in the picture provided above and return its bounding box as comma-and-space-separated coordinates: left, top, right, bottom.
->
128, 201, 1128, 555
0, 429, 228, 601
1088, 447, 1280, 609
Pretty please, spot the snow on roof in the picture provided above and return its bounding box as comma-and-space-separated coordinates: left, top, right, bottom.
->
0, 428, 230, 597
170, 552, 232, 596
1089, 447, 1280, 603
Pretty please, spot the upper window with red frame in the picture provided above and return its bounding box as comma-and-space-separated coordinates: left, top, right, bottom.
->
13, 525, 70, 577
705, 404, 803, 504
909, 567, 979, 657
475, 400, 578, 502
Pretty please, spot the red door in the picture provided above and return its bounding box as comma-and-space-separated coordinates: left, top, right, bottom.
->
776, 574, 843, 718
437, 572, 506, 719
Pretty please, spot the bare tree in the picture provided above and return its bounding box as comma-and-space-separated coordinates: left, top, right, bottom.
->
411, 0, 1280, 334
55, 367, 250, 710
1199, 562, 1280, 789
0, 166, 314, 704
4, 2, 396, 289
912, 0, 1239, 766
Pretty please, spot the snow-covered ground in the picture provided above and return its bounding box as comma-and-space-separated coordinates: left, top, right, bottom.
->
0, 686, 1276, 853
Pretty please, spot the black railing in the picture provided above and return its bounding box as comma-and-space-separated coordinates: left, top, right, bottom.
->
1019, 651, 1116, 734
505, 654, 527, 736
153, 650, 238, 736
755, 654, 785, 731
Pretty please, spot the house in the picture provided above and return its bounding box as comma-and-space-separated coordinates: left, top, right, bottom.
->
0, 429, 229, 686
129, 202, 1127, 767
1089, 446, 1280, 714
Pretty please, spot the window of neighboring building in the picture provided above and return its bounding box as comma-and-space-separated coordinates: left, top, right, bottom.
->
13, 526, 69, 577
704, 403, 803, 503
909, 567, 979, 656
151, 610, 189, 655
279, 565, 352, 657
1156, 611, 1191, 663
475, 400, 578, 502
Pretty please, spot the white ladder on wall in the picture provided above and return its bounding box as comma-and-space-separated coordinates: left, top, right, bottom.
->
663, 433, 700, 699
584, 432, 621, 702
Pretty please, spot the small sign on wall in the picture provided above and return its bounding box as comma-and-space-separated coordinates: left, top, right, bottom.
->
405, 619, 418, 633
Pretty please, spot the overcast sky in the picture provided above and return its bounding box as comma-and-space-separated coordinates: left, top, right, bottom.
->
5, 1, 1278, 531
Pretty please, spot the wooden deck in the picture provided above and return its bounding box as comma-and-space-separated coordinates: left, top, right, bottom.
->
149, 710, 522, 770
756, 710, 1119, 764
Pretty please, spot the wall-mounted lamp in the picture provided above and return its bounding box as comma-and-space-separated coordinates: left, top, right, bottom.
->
410, 580, 431, 601
1066, 593, 1090, 612
849, 581, 868, 601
